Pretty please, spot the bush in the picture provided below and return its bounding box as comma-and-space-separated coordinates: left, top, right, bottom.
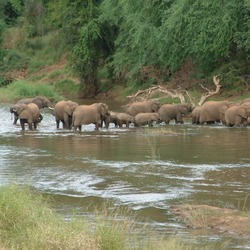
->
54, 79, 80, 96
0, 80, 62, 102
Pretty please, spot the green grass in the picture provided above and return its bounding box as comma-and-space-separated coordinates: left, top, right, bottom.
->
0, 80, 63, 103
54, 79, 80, 96
0, 184, 203, 250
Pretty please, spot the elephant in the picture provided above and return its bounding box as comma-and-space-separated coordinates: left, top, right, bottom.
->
191, 106, 201, 124
124, 100, 160, 116
225, 104, 250, 127
199, 100, 233, 125
158, 103, 192, 124
72, 103, 110, 131
134, 112, 161, 127
53, 100, 79, 129
117, 113, 135, 128
100, 111, 123, 128
11, 103, 40, 130
11, 96, 51, 124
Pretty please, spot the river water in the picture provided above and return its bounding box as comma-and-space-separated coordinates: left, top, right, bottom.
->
0, 101, 250, 249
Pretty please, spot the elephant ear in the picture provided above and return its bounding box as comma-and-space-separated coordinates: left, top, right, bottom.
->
238, 107, 247, 118
99, 103, 109, 116
64, 102, 73, 115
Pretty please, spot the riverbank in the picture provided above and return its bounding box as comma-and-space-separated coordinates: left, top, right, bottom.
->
171, 204, 250, 238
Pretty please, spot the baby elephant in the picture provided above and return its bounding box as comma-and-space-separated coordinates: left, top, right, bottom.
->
134, 113, 161, 127
117, 113, 135, 128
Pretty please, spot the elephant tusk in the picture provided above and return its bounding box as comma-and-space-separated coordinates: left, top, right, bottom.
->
48, 107, 55, 110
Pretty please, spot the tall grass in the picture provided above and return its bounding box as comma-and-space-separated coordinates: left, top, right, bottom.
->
0, 80, 62, 102
0, 184, 200, 250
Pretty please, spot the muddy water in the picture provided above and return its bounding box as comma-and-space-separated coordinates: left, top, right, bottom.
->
0, 102, 250, 249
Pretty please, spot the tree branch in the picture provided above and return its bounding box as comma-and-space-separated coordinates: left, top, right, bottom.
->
197, 75, 221, 106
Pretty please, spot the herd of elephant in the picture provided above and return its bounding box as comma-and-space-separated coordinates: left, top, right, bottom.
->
9, 95, 250, 131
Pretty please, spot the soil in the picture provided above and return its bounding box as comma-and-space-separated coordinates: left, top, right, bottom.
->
171, 205, 250, 238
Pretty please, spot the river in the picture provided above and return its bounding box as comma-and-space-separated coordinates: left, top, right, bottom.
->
0, 101, 250, 249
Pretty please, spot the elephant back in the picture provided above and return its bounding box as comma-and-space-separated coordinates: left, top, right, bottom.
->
126, 100, 159, 116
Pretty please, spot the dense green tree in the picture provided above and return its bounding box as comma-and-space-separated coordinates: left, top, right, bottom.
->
99, 0, 249, 87
0, 0, 23, 25
48, 0, 108, 97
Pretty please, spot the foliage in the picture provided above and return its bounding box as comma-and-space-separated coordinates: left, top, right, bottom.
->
1, 0, 249, 97
54, 79, 80, 96
0, 80, 62, 102
99, 0, 250, 87
71, 19, 100, 91
0, 0, 23, 25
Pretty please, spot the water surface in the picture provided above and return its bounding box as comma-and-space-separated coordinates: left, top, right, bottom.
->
0, 103, 249, 249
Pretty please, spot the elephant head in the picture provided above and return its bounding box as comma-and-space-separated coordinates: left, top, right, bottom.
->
98, 103, 110, 117
32, 96, 51, 109
178, 103, 192, 115
54, 100, 79, 129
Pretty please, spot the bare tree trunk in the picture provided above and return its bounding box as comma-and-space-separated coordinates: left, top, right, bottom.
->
197, 75, 221, 106
126, 76, 222, 107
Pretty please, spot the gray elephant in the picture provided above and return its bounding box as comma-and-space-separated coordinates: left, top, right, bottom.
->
53, 100, 79, 129
72, 103, 110, 131
225, 104, 250, 127
100, 111, 119, 129
117, 113, 135, 128
11, 96, 51, 124
124, 100, 160, 116
199, 100, 233, 125
191, 106, 201, 124
158, 103, 192, 124
11, 103, 40, 130
134, 112, 161, 127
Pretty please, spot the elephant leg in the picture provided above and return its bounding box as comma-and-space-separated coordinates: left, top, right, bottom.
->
20, 120, 25, 130
95, 123, 99, 131
13, 115, 19, 125
28, 123, 33, 130
56, 120, 60, 129
34, 122, 38, 129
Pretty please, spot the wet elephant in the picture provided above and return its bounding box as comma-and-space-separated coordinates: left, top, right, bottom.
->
53, 100, 79, 129
117, 113, 135, 128
72, 103, 110, 131
124, 100, 160, 116
225, 104, 250, 127
199, 100, 233, 125
11, 96, 51, 124
158, 103, 192, 124
191, 106, 201, 124
134, 112, 161, 127
11, 103, 40, 130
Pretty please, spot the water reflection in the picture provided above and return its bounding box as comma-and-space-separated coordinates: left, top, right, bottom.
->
0, 103, 250, 248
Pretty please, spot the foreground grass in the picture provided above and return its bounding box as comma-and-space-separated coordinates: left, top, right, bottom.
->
0, 184, 203, 250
